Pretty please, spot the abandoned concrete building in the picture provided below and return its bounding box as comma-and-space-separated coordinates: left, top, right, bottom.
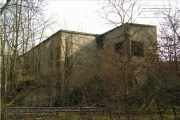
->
16, 23, 157, 106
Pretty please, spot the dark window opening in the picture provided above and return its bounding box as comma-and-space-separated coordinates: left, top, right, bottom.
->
114, 42, 124, 55
96, 35, 104, 49
131, 40, 144, 57
177, 73, 180, 77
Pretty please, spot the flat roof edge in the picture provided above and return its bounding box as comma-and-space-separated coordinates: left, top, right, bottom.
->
60, 30, 99, 36
126, 23, 156, 28
100, 23, 156, 36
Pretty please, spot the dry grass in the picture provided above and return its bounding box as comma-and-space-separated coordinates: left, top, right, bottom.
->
5, 113, 178, 120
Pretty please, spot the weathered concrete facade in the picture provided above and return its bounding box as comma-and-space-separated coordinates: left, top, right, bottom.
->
97, 23, 157, 57
18, 30, 97, 80
96, 23, 157, 85
16, 23, 157, 106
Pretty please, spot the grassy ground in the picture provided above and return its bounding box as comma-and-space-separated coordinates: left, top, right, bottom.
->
5, 113, 179, 120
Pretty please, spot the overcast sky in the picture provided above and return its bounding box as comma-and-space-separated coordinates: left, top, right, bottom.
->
44, 0, 179, 36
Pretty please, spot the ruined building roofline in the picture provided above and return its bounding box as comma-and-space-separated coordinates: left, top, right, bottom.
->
18, 29, 99, 57
50, 23, 156, 40
125, 23, 156, 28
42, 30, 99, 48
19, 23, 156, 57
99, 23, 156, 37
59, 30, 99, 36
34, 30, 99, 51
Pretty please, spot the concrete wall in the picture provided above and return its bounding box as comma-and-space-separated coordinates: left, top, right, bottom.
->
59, 31, 97, 101
96, 23, 157, 86
100, 23, 157, 57
17, 31, 61, 81
16, 30, 98, 106
16, 23, 157, 106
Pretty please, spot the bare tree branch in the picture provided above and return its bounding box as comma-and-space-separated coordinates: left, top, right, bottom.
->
0, 0, 11, 16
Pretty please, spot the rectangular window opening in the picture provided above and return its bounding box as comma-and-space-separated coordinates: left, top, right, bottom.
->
131, 40, 144, 57
114, 41, 124, 56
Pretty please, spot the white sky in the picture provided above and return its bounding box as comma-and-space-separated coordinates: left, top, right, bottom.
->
44, 0, 108, 35
44, 0, 180, 36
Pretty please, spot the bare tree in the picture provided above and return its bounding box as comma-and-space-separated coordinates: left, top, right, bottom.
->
129, 2, 180, 119
0, 0, 56, 119
99, 0, 141, 26
97, 1, 149, 119
159, 2, 180, 64
156, 2, 180, 120
0, 0, 11, 16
